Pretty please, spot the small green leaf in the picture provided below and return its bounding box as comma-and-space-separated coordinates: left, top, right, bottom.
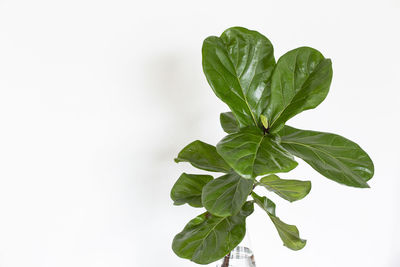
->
264, 47, 333, 133
220, 112, 239, 134
175, 140, 231, 173
252, 192, 306, 250
172, 201, 254, 264
279, 125, 374, 188
216, 127, 297, 179
269, 214, 307, 251
260, 114, 269, 130
251, 191, 276, 215
202, 172, 253, 217
170, 173, 213, 208
259, 174, 311, 202
203, 27, 276, 128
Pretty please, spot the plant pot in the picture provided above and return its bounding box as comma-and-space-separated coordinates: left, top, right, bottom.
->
214, 233, 256, 267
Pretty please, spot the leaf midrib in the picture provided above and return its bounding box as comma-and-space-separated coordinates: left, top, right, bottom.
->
262, 182, 305, 194
197, 216, 226, 247
269, 215, 303, 249
248, 132, 265, 177
221, 42, 258, 127
192, 214, 236, 261
281, 140, 366, 184
270, 53, 322, 129
208, 177, 238, 213
270, 51, 300, 128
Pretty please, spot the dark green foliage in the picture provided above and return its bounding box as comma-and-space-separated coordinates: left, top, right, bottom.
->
171, 27, 374, 265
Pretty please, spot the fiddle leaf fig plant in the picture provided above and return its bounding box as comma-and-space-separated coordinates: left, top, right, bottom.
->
171, 27, 374, 265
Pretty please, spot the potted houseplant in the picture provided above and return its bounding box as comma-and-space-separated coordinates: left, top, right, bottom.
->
170, 26, 374, 266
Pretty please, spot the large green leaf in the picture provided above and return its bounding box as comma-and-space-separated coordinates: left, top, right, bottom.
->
216, 127, 297, 179
258, 174, 311, 202
264, 47, 333, 133
220, 112, 239, 134
202, 172, 253, 216
252, 192, 306, 250
202, 27, 275, 128
279, 125, 374, 188
170, 173, 213, 208
172, 201, 254, 264
175, 140, 231, 173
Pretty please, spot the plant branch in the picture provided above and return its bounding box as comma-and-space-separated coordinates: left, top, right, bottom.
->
221, 253, 230, 267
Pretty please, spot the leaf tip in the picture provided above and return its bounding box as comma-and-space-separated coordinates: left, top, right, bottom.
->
358, 181, 371, 189
306, 180, 312, 193
284, 239, 307, 251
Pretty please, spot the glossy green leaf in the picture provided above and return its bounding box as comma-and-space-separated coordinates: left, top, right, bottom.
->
170, 173, 213, 208
269, 212, 307, 251
172, 201, 254, 264
220, 112, 239, 134
202, 172, 253, 217
216, 127, 297, 179
279, 125, 374, 188
258, 174, 311, 202
252, 192, 306, 250
264, 47, 333, 133
251, 191, 276, 215
202, 27, 275, 128
175, 140, 231, 173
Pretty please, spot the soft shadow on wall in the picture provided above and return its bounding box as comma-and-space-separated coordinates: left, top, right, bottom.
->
137, 49, 218, 266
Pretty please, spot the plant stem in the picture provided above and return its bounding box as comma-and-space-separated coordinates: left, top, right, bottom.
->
221, 253, 230, 267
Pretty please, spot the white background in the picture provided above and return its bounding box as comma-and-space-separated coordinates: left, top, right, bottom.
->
0, 0, 399, 266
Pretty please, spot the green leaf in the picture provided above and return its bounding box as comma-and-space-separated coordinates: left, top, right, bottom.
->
264, 47, 333, 133
170, 173, 213, 208
202, 27, 275, 128
202, 172, 253, 217
172, 201, 254, 264
269, 213, 307, 251
216, 127, 298, 179
175, 140, 231, 173
279, 125, 374, 188
252, 192, 306, 250
251, 191, 276, 215
258, 174, 311, 202
220, 112, 239, 134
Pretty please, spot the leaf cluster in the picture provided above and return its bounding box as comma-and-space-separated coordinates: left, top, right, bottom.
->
171, 27, 374, 265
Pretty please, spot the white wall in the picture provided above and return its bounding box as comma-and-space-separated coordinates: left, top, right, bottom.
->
0, 0, 399, 266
